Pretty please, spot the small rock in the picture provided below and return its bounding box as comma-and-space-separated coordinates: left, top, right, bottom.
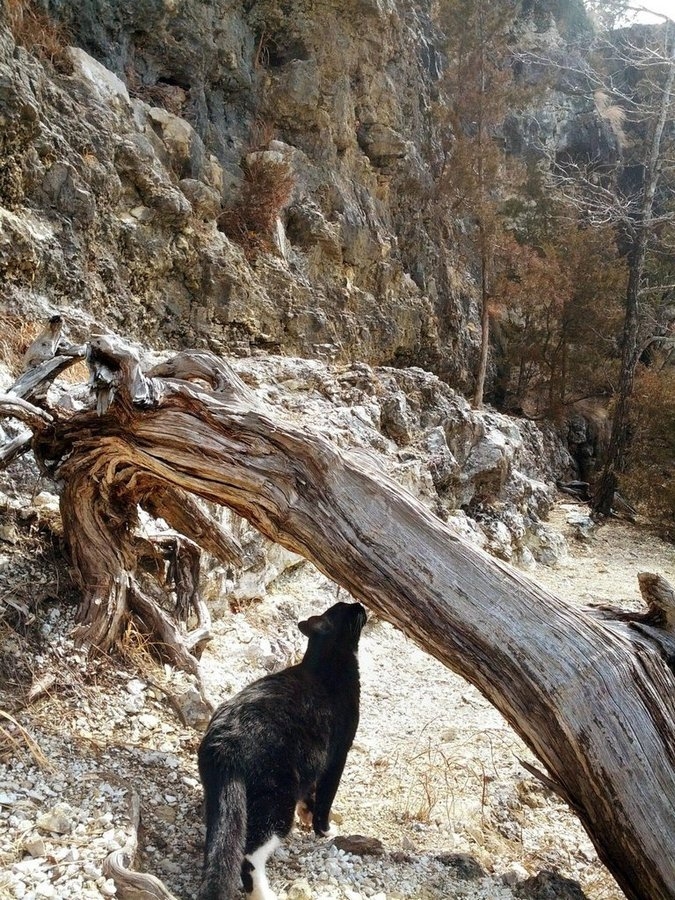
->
287, 878, 313, 900
515, 870, 590, 899
343, 889, 362, 900
436, 851, 486, 880
502, 862, 530, 886
400, 836, 416, 852
389, 850, 413, 863
0, 524, 19, 544
138, 714, 159, 729
331, 834, 385, 856
22, 835, 46, 857
566, 511, 595, 541
35, 805, 73, 835
173, 687, 213, 729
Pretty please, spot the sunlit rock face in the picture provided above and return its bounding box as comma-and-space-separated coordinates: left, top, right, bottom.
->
0, 1, 463, 383
2, 0, 610, 391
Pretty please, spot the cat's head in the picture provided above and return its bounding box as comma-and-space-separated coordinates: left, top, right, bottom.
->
298, 601, 367, 650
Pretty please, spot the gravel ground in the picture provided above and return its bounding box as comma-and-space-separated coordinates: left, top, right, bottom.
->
1, 501, 674, 900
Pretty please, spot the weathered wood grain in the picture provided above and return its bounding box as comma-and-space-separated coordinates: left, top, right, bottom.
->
2, 334, 675, 899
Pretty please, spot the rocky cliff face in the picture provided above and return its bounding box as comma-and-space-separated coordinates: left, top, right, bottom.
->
0, 0, 603, 562
1, 0, 467, 377
1, 1, 605, 387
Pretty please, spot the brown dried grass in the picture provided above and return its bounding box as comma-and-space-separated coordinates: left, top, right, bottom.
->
0, 314, 86, 383
6, 0, 73, 73
0, 314, 40, 376
118, 617, 170, 679
58, 358, 89, 385
0, 709, 54, 770
218, 155, 294, 257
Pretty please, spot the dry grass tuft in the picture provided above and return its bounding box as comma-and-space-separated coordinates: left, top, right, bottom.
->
118, 617, 170, 678
0, 314, 40, 376
218, 155, 294, 257
397, 732, 486, 826
0, 709, 54, 770
6, 0, 73, 73
0, 312, 87, 383
248, 119, 277, 152
57, 358, 89, 385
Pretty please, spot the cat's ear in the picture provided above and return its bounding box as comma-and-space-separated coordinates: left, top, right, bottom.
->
298, 615, 334, 637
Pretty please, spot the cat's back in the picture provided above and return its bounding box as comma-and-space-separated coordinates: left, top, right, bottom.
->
201, 664, 332, 756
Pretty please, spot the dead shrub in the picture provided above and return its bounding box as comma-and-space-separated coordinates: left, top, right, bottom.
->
218, 155, 294, 257
119, 618, 163, 675
623, 367, 675, 537
248, 118, 277, 151
6, 0, 73, 74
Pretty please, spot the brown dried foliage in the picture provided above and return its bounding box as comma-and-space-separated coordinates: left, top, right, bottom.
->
623, 367, 675, 538
6, 0, 73, 73
218, 155, 294, 257
0, 314, 40, 376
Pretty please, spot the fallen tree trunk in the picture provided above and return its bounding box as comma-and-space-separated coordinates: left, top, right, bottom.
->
2, 334, 675, 899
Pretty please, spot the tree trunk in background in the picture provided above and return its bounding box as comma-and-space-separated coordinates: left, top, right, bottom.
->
593, 241, 643, 515
4, 336, 675, 900
473, 233, 491, 408
593, 30, 675, 517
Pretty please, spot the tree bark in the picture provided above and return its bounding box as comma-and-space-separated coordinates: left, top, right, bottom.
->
3, 336, 675, 899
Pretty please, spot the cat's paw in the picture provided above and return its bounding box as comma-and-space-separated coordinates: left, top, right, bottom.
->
314, 823, 338, 839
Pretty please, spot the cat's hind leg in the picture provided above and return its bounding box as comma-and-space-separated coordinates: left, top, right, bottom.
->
241, 834, 280, 900
243, 793, 295, 900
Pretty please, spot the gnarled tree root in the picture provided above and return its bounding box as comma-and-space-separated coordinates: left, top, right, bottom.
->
103, 787, 181, 900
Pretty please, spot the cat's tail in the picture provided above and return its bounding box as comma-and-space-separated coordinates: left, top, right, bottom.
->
197, 764, 247, 900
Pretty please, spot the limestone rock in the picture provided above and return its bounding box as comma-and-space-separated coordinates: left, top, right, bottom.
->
287, 879, 313, 900
357, 122, 408, 166
179, 179, 222, 221
69, 47, 131, 107
36, 804, 74, 835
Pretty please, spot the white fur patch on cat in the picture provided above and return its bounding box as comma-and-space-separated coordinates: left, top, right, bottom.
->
245, 834, 281, 900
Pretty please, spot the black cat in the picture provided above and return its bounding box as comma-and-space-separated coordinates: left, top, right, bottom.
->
197, 601, 368, 900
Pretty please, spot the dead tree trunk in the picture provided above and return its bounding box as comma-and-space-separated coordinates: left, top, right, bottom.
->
2, 334, 675, 900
